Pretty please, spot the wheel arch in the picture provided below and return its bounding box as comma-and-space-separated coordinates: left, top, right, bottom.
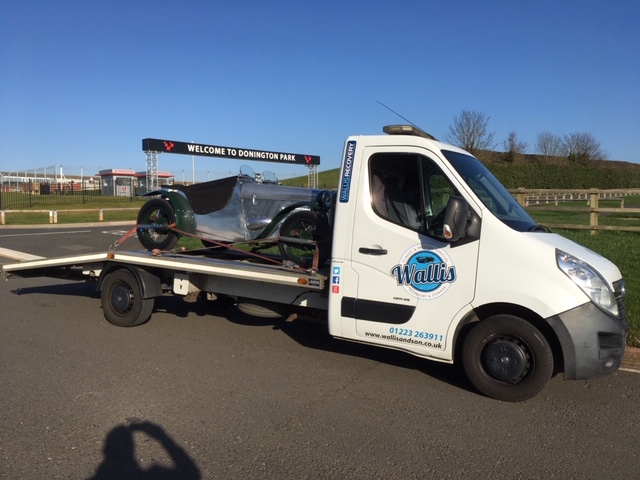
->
255, 201, 311, 239
98, 264, 163, 299
453, 302, 564, 375
148, 191, 196, 234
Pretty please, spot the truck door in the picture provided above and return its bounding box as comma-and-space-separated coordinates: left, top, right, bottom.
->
342, 147, 481, 358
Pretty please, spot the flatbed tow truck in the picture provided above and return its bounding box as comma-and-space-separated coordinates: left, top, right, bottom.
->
2, 126, 628, 402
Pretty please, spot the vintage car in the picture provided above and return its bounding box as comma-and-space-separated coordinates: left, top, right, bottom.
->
136, 166, 333, 267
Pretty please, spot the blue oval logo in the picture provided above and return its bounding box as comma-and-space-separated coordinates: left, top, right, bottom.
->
390, 246, 457, 299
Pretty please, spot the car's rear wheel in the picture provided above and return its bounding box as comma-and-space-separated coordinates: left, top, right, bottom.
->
278, 211, 330, 268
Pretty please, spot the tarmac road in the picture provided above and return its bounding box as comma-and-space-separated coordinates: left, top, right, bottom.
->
1, 225, 640, 479
0, 223, 143, 261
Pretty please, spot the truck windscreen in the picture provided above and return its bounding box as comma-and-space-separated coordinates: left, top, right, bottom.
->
442, 150, 540, 232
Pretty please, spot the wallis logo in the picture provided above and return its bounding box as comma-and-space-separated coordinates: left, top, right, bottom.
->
390, 245, 456, 300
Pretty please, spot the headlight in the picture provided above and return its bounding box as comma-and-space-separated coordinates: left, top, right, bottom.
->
556, 250, 618, 317
316, 190, 333, 210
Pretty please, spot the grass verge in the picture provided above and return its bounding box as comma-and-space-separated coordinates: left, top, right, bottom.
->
1, 199, 145, 225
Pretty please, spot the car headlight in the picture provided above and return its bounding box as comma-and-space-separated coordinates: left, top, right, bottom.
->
556, 250, 618, 317
316, 190, 333, 210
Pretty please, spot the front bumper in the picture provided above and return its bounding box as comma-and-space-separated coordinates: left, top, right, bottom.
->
547, 302, 628, 380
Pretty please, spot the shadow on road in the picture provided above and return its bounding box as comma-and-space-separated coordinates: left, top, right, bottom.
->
86, 421, 200, 480
224, 306, 476, 396
10, 281, 100, 299
7, 282, 476, 395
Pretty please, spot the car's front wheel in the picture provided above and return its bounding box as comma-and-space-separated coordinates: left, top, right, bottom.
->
136, 198, 180, 251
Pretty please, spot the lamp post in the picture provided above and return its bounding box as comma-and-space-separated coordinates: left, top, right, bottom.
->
191, 140, 195, 185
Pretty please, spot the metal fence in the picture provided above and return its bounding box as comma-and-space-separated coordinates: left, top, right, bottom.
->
0, 178, 138, 210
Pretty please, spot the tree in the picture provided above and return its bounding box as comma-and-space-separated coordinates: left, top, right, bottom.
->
502, 131, 528, 163
535, 132, 563, 161
561, 132, 606, 163
445, 110, 496, 156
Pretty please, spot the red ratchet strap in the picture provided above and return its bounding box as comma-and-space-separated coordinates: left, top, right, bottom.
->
169, 226, 287, 266
110, 224, 317, 271
109, 224, 142, 251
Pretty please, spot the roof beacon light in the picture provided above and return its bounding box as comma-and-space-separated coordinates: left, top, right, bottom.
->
383, 125, 436, 140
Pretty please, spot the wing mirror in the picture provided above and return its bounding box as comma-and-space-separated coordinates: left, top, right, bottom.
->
442, 196, 470, 242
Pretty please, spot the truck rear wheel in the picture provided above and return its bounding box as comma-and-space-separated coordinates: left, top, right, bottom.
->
101, 269, 154, 327
462, 315, 553, 402
137, 198, 180, 251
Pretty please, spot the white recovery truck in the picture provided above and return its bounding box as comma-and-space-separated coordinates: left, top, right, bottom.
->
1, 125, 628, 401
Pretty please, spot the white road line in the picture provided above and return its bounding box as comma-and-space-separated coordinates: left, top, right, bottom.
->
0, 230, 92, 238
0, 247, 45, 261
620, 367, 640, 374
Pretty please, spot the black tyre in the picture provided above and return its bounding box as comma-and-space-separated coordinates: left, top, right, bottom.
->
137, 198, 179, 251
101, 269, 154, 327
278, 211, 329, 268
462, 315, 553, 402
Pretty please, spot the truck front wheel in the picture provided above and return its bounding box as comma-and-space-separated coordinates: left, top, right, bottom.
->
101, 269, 154, 327
462, 315, 553, 402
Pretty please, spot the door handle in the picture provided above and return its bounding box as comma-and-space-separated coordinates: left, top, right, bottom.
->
359, 247, 388, 255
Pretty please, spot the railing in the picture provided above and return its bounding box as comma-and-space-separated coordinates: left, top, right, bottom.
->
512, 188, 640, 234
0, 178, 137, 210
0, 208, 140, 225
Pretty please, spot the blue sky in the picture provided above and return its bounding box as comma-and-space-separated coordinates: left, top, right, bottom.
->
2, 0, 639, 182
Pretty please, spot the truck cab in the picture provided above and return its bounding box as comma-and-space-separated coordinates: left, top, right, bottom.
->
327, 125, 628, 401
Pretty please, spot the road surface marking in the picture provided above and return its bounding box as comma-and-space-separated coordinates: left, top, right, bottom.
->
0, 247, 45, 261
0, 230, 92, 238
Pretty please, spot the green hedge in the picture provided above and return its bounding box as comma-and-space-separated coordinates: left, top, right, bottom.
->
486, 163, 640, 190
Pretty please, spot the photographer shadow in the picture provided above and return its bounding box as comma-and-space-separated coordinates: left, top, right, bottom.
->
87, 421, 200, 480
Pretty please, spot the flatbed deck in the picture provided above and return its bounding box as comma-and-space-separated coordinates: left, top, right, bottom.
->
2, 249, 327, 291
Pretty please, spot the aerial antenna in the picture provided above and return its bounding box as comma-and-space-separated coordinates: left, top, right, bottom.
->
377, 100, 420, 129
377, 101, 436, 140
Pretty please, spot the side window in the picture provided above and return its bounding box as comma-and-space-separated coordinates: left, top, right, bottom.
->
369, 153, 458, 238
424, 169, 457, 236
370, 154, 422, 231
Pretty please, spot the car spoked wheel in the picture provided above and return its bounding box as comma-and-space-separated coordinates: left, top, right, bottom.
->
462, 315, 553, 402
278, 211, 329, 268
136, 198, 179, 251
